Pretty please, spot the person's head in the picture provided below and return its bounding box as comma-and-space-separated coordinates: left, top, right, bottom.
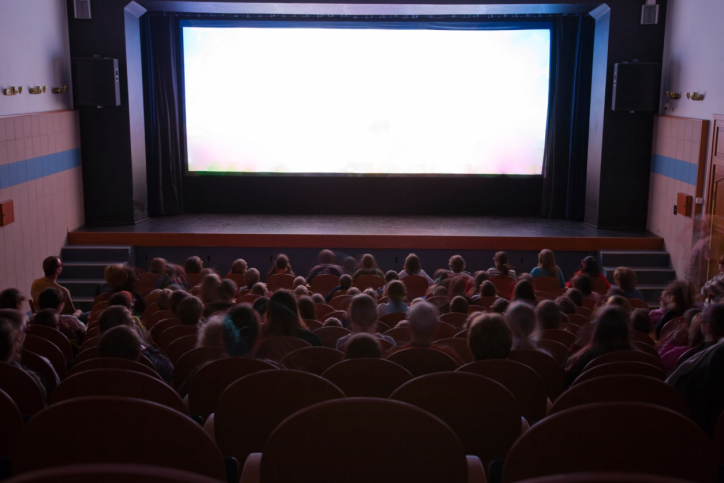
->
223, 304, 262, 357
200, 274, 222, 304
245, 268, 260, 289
156, 288, 174, 310
0, 310, 27, 360
252, 296, 269, 317
98, 306, 135, 335
169, 290, 189, 317
360, 254, 377, 270
493, 251, 510, 272
37, 287, 65, 312
407, 302, 439, 344
230, 259, 247, 275
450, 296, 469, 314
297, 296, 317, 321
346, 287, 362, 297
0, 289, 24, 310
33, 308, 59, 329
701, 303, 724, 342
472, 271, 489, 291
404, 253, 422, 275
513, 280, 536, 304
184, 256, 203, 274
535, 300, 560, 331
339, 274, 353, 290
149, 258, 167, 274
293, 276, 307, 288
344, 333, 382, 359
468, 313, 512, 360
178, 296, 203, 326
42, 256, 62, 278
108, 291, 133, 311
122, 266, 138, 292
220, 279, 237, 302
347, 294, 378, 333
323, 317, 343, 327
318, 249, 336, 265
448, 255, 465, 274
433, 285, 448, 297
311, 293, 325, 304
580, 256, 601, 276
506, 301, 536, 340
342, 257, 357, 274
104, 264, 128, 290
590, 305, 633, 354
630, 308, 651, 334
555, 296, 577, 315
197, 316, 225, 349
0, 318, 16, 363
274, 254, 290, 271
491, 298, 510, 313
606, 287, 626, 298
572, 274, 593, 297
480, 281, 497, 297
538, 249, 557, 275
606, 295, 631, 313
363, 288, 378, 302
250, 282, 268, 297
265, 290, 303, 336
566, 288, 585, 307
385, 271, 399, 283
661, 280, 695, 313
98, 325, 142, 360
613, 267, 637, 291
386, 280, 406, 303
294, 285, 310, 298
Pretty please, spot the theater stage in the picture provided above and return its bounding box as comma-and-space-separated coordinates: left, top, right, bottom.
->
68, 214, 663, 252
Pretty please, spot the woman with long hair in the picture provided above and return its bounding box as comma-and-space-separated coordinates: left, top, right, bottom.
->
566, 255, 610, 291
267, 254, 295, 279
352, 254, 385, 280
263, 290, 321, 346
530, 249, 566, 288
398, 253, 434, 285
487, 251, 516, 279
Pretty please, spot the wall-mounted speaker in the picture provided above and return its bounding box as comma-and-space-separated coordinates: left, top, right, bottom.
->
74, 0, 91, 19
74, 57, 121, 107
611, 62, 658, 112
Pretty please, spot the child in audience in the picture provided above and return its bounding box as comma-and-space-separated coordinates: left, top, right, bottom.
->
377, 281, 408, 319
244, 268, 261, 292
107, 291, 144, 330
398, 253, 434, 285
377, 270, 399, 298
169, 290, 189, 318
491, 299, 510, 313
326, 274, 353, 302
323, 317, 343, 327
630, 308, 651, 334
297, 296, 317, 321
556, 296, 577, 315
156, 288, 174, 310
223, 304, 264, 358
306, 249, 344, 282
344, 333, 382, 359
311, 293, 325, 304
566, 256, 610, 291
0, 312, 48, 398
654, 280, 696, 338
512, 280, 537, 305
535, 300, 561, 331
487, 251, 517, 279
337, 294, 396, 349
506, 301, 543, 353
606, 295, 631, 313
178, 296, 204, 326
565, 288, 585, 307
363, 288, 378, 302
264, 290, 321, 346
293, 276, 307, 288
98, 325, 142, 361
268, 254, 295, 279
449, 296, 469, 314
250, 282, 268, 297
252, 296, 269, 318
613, 267, 645, 300
0, 289, 24, 310
32, 309, 59, 329
37, 287, 86, 337
352, 254, 385, 280
468, 271, 490, 299
294, 285, 310, 298
468, 313, 513, 360
448, 255, 473, 279
530, 249, 566, 288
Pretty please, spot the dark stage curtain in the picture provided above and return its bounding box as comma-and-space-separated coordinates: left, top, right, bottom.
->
142, 15, 184, 216
541, 16, 594, 220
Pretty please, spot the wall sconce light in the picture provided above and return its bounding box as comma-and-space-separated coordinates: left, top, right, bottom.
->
2, 86, 22, 96
665, 91, 681, 99
28, 86, 47, 95
52, 86, 68, 94
687, 92, 704, 101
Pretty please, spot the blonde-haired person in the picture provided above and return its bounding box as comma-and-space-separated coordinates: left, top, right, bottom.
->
529, 249, 566, 288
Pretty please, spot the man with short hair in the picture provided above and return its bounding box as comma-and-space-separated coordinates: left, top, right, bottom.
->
31, 256, 80, 317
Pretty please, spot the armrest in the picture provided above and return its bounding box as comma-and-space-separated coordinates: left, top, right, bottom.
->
240, 453, 263, 483
466, 455, 487, 483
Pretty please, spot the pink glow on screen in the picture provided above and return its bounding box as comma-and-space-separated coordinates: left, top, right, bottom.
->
183, 26, 550, 175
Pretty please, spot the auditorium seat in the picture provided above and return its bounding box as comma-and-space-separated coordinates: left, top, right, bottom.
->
67, 357, 162, 380
267, 274, 295, 292
71, 346, 100, 365
500, 402, 716, 483
630, 330, 655, 346
509, 349, 565, 400
25, 325, 73, 361
243, 398, 479, 483
550, 374, 690, 417
659, 316, 687, 341
582, 297, 597, 310
532, 276, 563, 299
536, 329, 576, 348
565, 313, 590, 327
187, 357, 278, 419
172, 346, 226, 388
490, 275, 516, 300
560, 323, 581, 335
321, 358, 413, 398
302, 319, 323, 330
633, 341, 660, 358
49, 368, 188, 415
3, 463, 227, 483
310, 274, 339, 296
434, 321, 458, 340
536, 339, 569, 365
223, 274, 246, 287
457, 359, 548, 422
711, 410, 724, 466
383, 327, 411, 345
311, 327, 352, 348
573, 362, 667, 385
455, 329, 468, 339
149, 318, 182, 345
12, 396, 227, 480
385, 348, 459, 376
157, 325, 199, 350
576, 306, 593, 318
280, 346, 344, 375
627, 298, 651, 310
141, 302, 160, 322
146, 311, 175, 330
431, 338, 473, 364
186, 273, 203, 288
588, 277, 608, 295
22, 334, 67, 379
426, 296, 449, 310
509, 473, 698, 483
237, 294, 260, 304
90, 301, 109, 315
400, 275, 429, 300
93, 292, 112, 304
440, 312, 469, 328
0, 388, 23, 457
255, 336, 311, 361
0, 362, 45, 416
313, 303, 335, 318
83, 326, 100, 340
475, 296, 499, 310
467, 305, 487, 315
329, 295, 353, 311
320, 310, 346, 322
353, 275, 385, 290
583, 350, 664, 371
379, 311, 407, 326
337, 335, 394, 354
164, 335, 199, 364
19, 350, 59, 392
214, 370, 344, 466
390, 372, 521, 467
79, 335, 100, 353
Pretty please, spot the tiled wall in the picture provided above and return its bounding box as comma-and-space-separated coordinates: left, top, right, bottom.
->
0, 110, 84, 309
647, 115, 708, 280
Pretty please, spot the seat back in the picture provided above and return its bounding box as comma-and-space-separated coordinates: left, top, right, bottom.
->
584, 350, 664, 371
379, 311, 407, 326
328, 295, 353, 311
186, 273, 203, 288
439, 312, 469, 328
187, 357, 278, 418
400, 275, 429, 300
457, 359, 548, 422
261, 398, 468, 483
353, 275, 385, 290
312, 327, 352, 348
433, 321, 458, 340
149, 318, 181, 345
566, 313, 590, 327
215, 370, 345, 465
490, 275, 516, 300
4, 463, 233, 482
165, 335, 200, 364
589, 276, 608, 295
267, 274, 295, 292
659, 316, 688, 342
26, 325, 73, 361
22, 334, 66, 379
532, 276, 564, 297
501, 402, 716, 483
157, 325, 199, 351
49, 368, 187, 414
67, 357, 161, 380
631, 330, 655, 346
303, 319, 323, 331
321, 358, 413, 398
627, 298, 651, 309
385, 348, 459, 377
20, 350, 59, 393
72, 346, 99, 365
0, 362, 45, 416
256, 336, 312, 361
509, 349, 565, 399
280, 346, 344, 375
390, 372, 521, 465
431, 338, 473, 364
13, 397, 227, 480
537, 329, 576, 347
313, 303, 335, 318
146, 311, 175, 331
383, 327, 411, 345
551, 374, 691, 417
310, 274, 340, 295
633, 341, 661, 358
0, 388, 22, 456
536, 339, 569, 365
573, 361, 667, 385
172, 346, 226, 388
223, 273, 246, 287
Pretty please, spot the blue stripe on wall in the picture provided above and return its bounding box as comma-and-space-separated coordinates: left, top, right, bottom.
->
651, 153, 697, 186
0, 148, 81, 190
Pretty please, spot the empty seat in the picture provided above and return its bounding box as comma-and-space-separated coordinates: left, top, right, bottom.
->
67, 357, 161, 380
501, 402, 716, 483
321, 358, 413, 398
12, 397, 227, 480
385, 348, 459, 376
255, 336, 312, 362
25, 325, 73, 361
584, 350, 664, 372
0, 362, 46, 416
172, 346, 226, 388
280, 346, 344, 375
573, 361, 667, 385
490, 275, 516, 300
509, 349, 565, 399
390, 371, 521, 466
312, 327, 352, 348
532, 276, 564, 298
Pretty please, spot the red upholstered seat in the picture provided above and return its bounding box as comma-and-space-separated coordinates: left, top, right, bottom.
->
385, 347, 459, 377
0, 388, 22, 457
573, 361, 667, 386
509, 349, 565, 399
280, 346, 344, 375
321, 358, 413, 398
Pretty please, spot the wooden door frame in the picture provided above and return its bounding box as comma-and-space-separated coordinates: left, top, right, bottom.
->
705, 114, 724, 214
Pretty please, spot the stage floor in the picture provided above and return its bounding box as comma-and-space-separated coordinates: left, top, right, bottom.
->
68, 215, 663, 251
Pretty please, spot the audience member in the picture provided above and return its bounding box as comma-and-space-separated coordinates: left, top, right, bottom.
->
306, 249, 344, 282
630, 308, 652, 334
223, 304, 264, 357
614, 267, 645, 300
31, 256, 82, 317
294, 285, 310, 298
37, 287, 86, 337
566, 256, 610, 291
529, 249, 566, 288
252, 296, 269, 318
250, 282, 268, 297
323, 317, 343, 327
337, 294, 395, 349
32, 308, 59, 329
293, 276, 307, 288
326, 274, 353, 302
197, 316, 225, 350
229, 258, 248, 276
468, 313, 512, 360
606, 295, 631, 313
654, 280, 696, 338
264, 290, 322, 346
512, 280, 537, 305
658, 308, 702, 373
0, 312, 49, 398
297, 296, 317, 321
398, 253, 434, 285
377, 281, 408, 319
448, 255, 473, 279
535, 300, 561, 331
487, 251, 516, 279
449, 296, 469, 314
468, 271, 490, 299
556, 295, 577, 315
169, 290, 189, 318
268, 254, 295, 279
701, 254, 724, 303
98, 325, 142, 360
178, 296, 203, 326
184, 256, 204, 274
386, 302, 462, 364
491, 298, 510, 313
352, 254, 385, 280
199, 274, 222, 305
506, 301, 541, 352
0, 288, 24, 310
566, 288, 584, 307
344, 333, 382, 359
244, 268, 261, 291
311, 293, 325, 304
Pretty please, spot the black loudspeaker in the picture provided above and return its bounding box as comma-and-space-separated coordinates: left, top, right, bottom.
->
611, 62, 658, 112
74, 57, 121, 107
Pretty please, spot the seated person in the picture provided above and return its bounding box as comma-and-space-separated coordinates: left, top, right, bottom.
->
566, 256, 610, 291
506, 301, 544, 353
630, 308, 651, 334
184, 256, 204, 274
491, 298, 510, 313
448, 254, 474, 280
0, 288, 25, 310
98, 325, 143, 361
512, 280, 537, 305
169, 290, 189, 318
468, 313, 513, 360
243, 268, 261, 292
449, 296, 469, 315
701, 255, 724, 303
293, 276, 307, 289
337, 295, 396, 349
32, 308, 59, 329
252, 296, 269, 318
398, 253, 435, 285
228, 258, 248, 276
311, 293, 326, 305
306, 249, 344, 282
263, 290, 322, 346
535, 300, 561, 331
614, 267, 645, 300
294, 285, 310, 298
344, 333, 382, 359
529, 249, 566, 288
323, 317, 343, 327
268, 254, 295, 279
352, 254, 385, 280
31, 256, 83, 318
178, 296, 204, 327
37, 287, 86, 338
326, 274, 353, 302
0, 312, 51, 398
376, 270, 399, 298
487, 251, 517, 279
556, 295, 578, 315
250, 282, 268, 297
377, 281, 408, 319
108, 291, 144, 330
298, 296, 317, 321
